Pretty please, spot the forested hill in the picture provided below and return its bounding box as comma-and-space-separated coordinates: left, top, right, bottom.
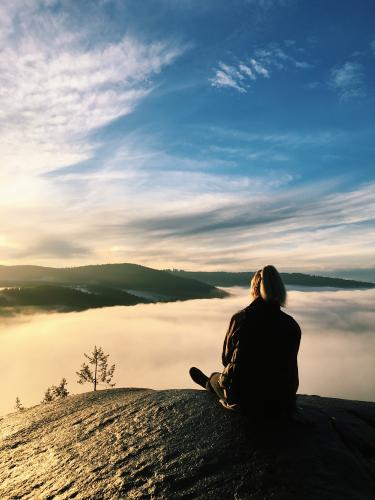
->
0, 263, 223, 299
1, 264, 372, 314
0, 264, 226, 313
166, 270, 375, 289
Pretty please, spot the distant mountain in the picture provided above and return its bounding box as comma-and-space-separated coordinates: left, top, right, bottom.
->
166, 270, 375, 289
0, 263, 227, 314
315, 268, 375, 284
0, 263, 227, 298
0, 285, 147, 312
2, 263, 372, 315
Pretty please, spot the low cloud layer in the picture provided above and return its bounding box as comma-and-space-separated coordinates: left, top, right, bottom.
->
1, 287, 374, 415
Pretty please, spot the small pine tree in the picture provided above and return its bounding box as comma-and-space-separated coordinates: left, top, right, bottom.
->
42, 387, 55, 403
52, 378, 69, 399
42, 378, 69, 403
15, 396, 24, 411
76, 345, 116, 391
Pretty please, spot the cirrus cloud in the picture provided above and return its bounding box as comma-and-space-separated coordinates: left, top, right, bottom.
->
330, 62, 365, 101
0, 1, 186, 176
210, 42, 311, 93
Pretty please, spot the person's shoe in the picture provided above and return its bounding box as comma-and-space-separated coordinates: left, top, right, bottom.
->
189, 367, 209, 388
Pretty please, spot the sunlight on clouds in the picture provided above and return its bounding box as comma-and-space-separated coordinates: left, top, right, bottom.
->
0, 1, 187, 264
0, 2, 184, 175
0, 287, 374, 414
1, 126, 374, 268
97, 176, 375, 271
104, 174, 375, 271
0, 2, 373, 271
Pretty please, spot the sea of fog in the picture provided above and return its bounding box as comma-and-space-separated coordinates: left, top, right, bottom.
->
1, 287, 374, 415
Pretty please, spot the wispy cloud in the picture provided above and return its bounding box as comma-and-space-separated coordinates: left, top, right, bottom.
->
210, 62, 248, 93
330, 62, 365, 101
253, 44, 313, 70
238, 63, 256, 80
119, 178, 375, 241
295, 61, 311, 69
210, 42, 311, 93
250, 58, 270, 77
0, 1, 188, 263
1, 126, 374, 270
2, 127, 370, 271
15, 238, 92, 259
101, 174, 375, 270
0, 1, 372, 272
0, 2, 185, 176
146, 183, 373, 270
208, 126, 342, 147
206, 144, 290, 162
246, 0, 294, 7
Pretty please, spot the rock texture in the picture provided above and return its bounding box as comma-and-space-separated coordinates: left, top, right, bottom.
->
1, 388, 375, 499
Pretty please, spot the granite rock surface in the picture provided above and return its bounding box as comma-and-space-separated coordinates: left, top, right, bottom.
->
1, 388, 375, 499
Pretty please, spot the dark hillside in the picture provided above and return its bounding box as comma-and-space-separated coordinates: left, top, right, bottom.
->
0, 263, 225, 299
0, 264, 227, 313
167, 270, 375, 289
0, 285, 146, 312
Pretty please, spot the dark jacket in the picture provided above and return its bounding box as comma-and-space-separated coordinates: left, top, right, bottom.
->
218, 297, 301, 415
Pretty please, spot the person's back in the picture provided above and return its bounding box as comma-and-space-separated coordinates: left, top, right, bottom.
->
190, 265, 302, 420
224, 297, 301, 417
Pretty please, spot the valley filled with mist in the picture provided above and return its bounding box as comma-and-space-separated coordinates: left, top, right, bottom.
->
0, 263, 373, 315
1, 285, 374, 416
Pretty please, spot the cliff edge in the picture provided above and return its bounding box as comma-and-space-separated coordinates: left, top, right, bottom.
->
1, 388, 374, 499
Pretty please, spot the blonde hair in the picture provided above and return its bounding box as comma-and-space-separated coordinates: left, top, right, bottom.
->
250, 265, 287, 306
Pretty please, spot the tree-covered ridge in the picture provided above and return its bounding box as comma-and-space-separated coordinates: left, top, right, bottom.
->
0, 264, 227, 314
0, 285, 147, 312
0, 263, 224, 299
0, 263, 373, 315
166, 270, 375, 289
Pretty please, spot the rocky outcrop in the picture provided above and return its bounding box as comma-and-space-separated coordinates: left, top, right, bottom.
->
1, 388, 374, 499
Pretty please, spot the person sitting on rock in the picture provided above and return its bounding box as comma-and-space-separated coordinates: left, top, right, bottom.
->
189, 265, 301, 420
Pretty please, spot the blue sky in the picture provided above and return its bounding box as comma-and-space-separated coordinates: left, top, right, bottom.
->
0, 0, 374, 272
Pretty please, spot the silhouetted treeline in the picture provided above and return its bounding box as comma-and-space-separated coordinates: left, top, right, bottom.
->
0, 285, 147, 311
167, 270, 375, 289
0, 263, 224, 299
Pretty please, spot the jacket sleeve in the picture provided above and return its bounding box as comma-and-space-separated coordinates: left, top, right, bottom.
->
222, 314, 236, 367
219, 310, 246, 403
292, 321, 302, 393
221, 311, 246, 366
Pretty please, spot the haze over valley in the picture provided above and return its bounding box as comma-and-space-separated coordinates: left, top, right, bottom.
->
1, 285, 374, 416
0, 263, 373, 315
